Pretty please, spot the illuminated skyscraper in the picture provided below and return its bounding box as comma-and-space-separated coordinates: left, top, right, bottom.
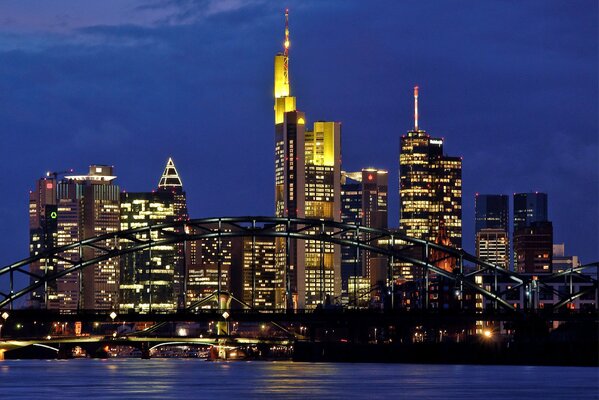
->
340, 168, 388, 299
476, 229, 509, 269
513, 192, 551, 272
514, 221, 553, 273
29, 166, 120, 311
119, 159, 187, 313
475, 194, 509, 268
399, 86, 462, 249
230, 235, 283, 309
29, 175, 59, 308
273, 11, 341, 308
185, 227, 232, 308
157, 157, 188, 305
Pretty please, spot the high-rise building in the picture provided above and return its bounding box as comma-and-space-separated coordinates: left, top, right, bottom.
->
186, 225, 232, 309
30, 166, 121, 310
31, 165, 122, 311
68, 166, 121, 310
513, 192, 548, 233
273, 11, 342, 309
29, 175, 59, 308
475, 194, 509, 269
230, 235, 283, 309
475, 194, 509, 233
476, 229, 509, 269
340, 168, 388, 299
514, 221, 553, 273
119, 158, 187, 313
513, 192, 553, 271
399, 86, 462, 249
157, 158, 188, 305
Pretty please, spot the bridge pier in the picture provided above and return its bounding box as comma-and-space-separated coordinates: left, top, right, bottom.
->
57, 344, 73, 359
140, 342, 150, 359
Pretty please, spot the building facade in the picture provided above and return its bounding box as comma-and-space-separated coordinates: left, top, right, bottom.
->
273, 11, 341, 309
340, 168, 388, 302
476, 228, 509, 269
513, 192, 548, 233
514, 221, 553, 273
399, 86, 462, 250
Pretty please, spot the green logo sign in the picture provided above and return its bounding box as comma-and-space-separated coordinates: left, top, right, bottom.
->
50, 211, 57, 219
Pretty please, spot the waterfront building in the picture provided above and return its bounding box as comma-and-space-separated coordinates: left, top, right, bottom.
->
273, 11, 341, 309
399, 86, 462, 250
340, 169, 388, 302
514, 221, 553, 273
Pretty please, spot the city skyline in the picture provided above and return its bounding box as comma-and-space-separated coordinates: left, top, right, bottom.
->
0, 0, 596, 270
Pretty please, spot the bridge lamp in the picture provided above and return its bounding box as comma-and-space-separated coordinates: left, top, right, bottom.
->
1, 312, 8, 321
222, 311, 230, 320
109, 312, 117, 321
178, 328, 188, 337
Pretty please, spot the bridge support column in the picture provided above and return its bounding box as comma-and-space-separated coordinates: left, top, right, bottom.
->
57, 344, 73, 359
141, 342, 150, 359
217, 293, 231, 336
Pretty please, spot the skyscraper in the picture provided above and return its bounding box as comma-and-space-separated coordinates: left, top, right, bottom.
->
157, 158, 188, 305
513, 192, 548, 233
475, 194, 509, 269
475, 194, 509, 233
340, 168, 388, 299
119, 158, 188, 313
273, 11, 342, 309
230, 235, 283, 309
32, 165, 121, 311
513, 192, 551, 272
476, 229, 509, 269
399, 86, 462, 248
29, 174, 59, 308
514, 221, 553, 273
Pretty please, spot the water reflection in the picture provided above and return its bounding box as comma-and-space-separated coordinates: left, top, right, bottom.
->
0, 359, 596, 399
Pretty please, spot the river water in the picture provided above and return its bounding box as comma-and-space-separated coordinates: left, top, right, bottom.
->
0, 359, 597, 399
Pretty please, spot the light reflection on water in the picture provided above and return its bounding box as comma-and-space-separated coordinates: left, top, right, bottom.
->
0, 359, 596, 399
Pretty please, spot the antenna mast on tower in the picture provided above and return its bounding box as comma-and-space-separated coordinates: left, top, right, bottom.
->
283, 9, 290, 85
414, 85, 419, 131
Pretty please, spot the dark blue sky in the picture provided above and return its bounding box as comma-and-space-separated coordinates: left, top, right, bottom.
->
0, 0, 597, 266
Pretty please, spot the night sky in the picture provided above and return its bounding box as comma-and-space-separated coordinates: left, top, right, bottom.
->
0, 0, 596, 270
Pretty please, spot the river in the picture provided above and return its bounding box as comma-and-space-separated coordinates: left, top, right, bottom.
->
0, 359, 597, 399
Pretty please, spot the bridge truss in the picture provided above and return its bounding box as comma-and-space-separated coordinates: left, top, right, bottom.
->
0, 217, 596, 313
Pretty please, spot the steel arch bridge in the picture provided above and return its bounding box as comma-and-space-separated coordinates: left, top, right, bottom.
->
0, 216, 596, 312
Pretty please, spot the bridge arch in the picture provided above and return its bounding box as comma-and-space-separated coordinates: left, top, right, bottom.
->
0, 217, 595, 312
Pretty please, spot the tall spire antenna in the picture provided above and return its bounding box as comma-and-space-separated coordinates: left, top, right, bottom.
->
414, 85, 419, 131
284, 9, 290, 56
283, 9, 290, 86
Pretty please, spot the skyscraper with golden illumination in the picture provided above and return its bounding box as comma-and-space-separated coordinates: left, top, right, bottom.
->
274, 10, 341, 309
399, 87, 462, 250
